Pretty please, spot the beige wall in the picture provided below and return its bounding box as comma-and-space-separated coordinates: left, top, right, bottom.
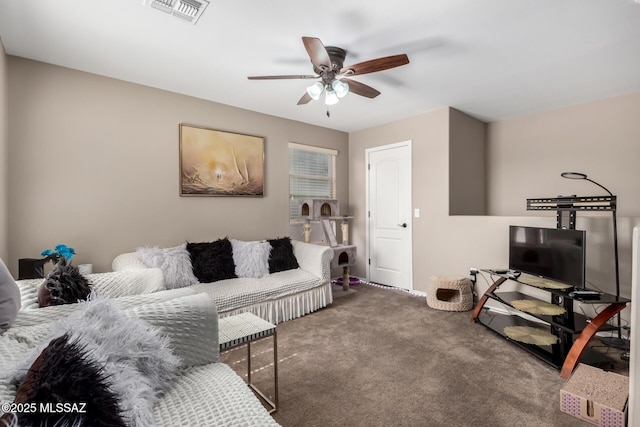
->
449, 108, 486, 215
486, 92, 640, 298
6, 57, 349, 275
487, 92, 640, 217
349, 108, 518, 293
0, 40, 7, 261
350, 98, 640, 316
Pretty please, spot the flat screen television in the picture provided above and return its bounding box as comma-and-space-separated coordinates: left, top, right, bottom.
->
508, 225, 586, 288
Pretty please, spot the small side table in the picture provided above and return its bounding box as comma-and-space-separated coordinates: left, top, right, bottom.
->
18, 258, 46, 280
218, 312, 278, 413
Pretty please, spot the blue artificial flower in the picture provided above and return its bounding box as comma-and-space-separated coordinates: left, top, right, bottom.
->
41, 249, 54, 257
41, 244, 75, 261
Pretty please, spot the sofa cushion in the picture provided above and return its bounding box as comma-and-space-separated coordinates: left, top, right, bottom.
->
137, 243, 198, 289
11, 286, 195, 329
90, 269, 166, 298
187, 238, 237, 283
230, 239, 271, 278
190, 267, 324, 316
126, 293, 220, 367
112, 251, 149, 270
153, 363, 280, 426
0, 258, 21, 331
268, 237, 299, 273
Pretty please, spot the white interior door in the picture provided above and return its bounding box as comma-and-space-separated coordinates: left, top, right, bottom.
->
366, 141, 413, 290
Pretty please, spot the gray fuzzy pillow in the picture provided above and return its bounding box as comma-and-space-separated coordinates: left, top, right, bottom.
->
136, 243, 198, 289
230, 239, 271, 278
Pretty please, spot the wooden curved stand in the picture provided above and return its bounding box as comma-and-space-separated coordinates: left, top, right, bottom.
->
471, 277, 506, 322
560, 302, 627, 379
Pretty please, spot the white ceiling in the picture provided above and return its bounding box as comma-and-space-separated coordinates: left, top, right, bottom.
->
1, 0, 639, 132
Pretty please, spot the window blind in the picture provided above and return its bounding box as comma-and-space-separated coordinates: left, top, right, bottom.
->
289, 144, 336, 220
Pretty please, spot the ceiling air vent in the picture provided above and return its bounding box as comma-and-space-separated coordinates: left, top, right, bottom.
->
148, 0, 209, 24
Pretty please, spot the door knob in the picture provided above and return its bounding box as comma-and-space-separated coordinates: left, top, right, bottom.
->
398, 223, 407, 228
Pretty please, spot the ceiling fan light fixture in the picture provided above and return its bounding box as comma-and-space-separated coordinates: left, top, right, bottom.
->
248, 37, 409, 109
324, 89, 339, 105
332, 79, 349, 98
306, 82, 324, 100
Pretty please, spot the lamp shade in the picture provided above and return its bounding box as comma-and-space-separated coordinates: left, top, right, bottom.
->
332, 79, 349, 98
306, 82, 324, 100
325, 89, 339, 105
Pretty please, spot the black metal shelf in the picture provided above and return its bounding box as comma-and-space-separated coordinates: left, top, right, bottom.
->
476, 308, 557, 367
482, 270, 630, 304
487, 291, 591, 334
476, 308, 618, 370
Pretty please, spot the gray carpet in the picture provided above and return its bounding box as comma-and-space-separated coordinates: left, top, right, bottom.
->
221, 283, 595, 427
330, 282, 357, 298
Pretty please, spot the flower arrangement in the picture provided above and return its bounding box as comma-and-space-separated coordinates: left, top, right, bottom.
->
41, 244, 76, 263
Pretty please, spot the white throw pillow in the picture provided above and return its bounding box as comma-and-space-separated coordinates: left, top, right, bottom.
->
136, 243, 198, 289
230, 239, 271, 278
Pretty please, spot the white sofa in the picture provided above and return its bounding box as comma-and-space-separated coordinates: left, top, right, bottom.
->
2, 240, 334, 426
1, 290, 281, 426
111, 239, 335, 324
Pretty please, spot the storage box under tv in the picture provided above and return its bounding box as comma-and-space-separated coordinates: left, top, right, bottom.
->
560, 363, 628, 426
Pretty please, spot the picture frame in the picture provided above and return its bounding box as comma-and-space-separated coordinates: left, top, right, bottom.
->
179, 124, 265, 196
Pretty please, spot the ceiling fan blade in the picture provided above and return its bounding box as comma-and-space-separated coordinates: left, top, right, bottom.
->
341, 78, 381, 99
340, 54, 409, 76
248, 75, 318, 80
297, 92, 313, 105
302, 37, 332, 71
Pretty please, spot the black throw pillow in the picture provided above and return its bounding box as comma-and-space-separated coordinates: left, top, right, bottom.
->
187, 238, 237, 283
13, 333, 126, 427
38, 259, 92, 307
268, 237, 299, 273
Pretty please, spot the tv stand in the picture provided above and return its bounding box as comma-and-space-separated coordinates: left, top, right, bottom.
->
471, 271, 629, 379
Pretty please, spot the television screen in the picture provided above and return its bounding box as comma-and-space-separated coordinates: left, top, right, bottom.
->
508, 226, 585, 287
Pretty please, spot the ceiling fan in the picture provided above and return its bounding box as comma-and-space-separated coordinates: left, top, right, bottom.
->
248, 37, 409, 106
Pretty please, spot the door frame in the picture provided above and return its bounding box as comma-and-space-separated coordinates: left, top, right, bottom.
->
365, 140, 413, 290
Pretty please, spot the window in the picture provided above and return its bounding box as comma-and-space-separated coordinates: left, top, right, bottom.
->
289, 143, 337, 220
